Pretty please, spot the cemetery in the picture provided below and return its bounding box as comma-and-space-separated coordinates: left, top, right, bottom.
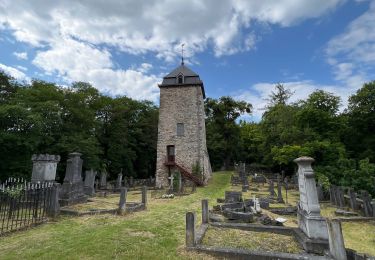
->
1, 8, 375, 257
184, 159, 375, 259
1, 157, 374, 259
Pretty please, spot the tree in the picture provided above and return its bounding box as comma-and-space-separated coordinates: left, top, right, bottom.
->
296, 90, 342, 140
266, 83, 294, 107
344, 81, 375, 161
205, 96, 252, 170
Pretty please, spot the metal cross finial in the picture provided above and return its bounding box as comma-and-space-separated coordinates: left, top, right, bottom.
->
181, 43, 185, 65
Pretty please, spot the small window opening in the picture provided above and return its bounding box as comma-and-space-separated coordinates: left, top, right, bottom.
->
177, 123, 184, 136
178, 75, 183, 84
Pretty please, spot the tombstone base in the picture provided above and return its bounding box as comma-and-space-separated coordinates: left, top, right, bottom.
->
84, 186, 95, 196
60, 182, 88, 206
297, 208, 328, 241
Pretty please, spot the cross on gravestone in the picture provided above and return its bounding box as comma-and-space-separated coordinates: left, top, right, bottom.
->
168, 175, 175, 190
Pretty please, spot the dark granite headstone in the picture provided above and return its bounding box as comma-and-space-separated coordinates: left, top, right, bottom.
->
225, 191, 242, 203
222, 210, 253, 222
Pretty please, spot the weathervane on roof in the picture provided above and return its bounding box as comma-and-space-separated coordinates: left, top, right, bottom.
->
181, 43, 185, 65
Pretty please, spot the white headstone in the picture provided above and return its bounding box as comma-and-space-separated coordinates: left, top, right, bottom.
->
294, 156, 328, 240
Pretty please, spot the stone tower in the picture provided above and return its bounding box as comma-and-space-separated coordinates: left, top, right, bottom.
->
155, 63, 212, 188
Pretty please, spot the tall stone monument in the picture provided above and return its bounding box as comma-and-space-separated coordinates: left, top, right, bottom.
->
155, 60, 212, 187
294, 157, 328, 241
31, 154, 60, 182
60, 152, 88, 206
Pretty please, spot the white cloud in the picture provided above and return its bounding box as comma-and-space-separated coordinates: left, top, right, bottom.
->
0, 63, 29, 81
32, 37, 160, 101
13, 51, 28, 60
326, 1, 375, 90
234, 80, 352, 121
0, 0, 345, 100
0, 0, 345, 59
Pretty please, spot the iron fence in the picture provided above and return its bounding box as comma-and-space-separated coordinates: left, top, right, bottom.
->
0, 181, 54, 235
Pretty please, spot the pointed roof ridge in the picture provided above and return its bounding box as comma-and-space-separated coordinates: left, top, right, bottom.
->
164, 64, 199, 78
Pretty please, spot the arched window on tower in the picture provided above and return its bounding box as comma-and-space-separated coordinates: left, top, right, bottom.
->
177, 74, 184, 84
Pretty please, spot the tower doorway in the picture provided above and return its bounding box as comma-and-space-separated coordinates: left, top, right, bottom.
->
167, 145, 175, 163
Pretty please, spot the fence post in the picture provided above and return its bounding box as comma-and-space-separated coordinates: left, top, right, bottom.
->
47, 183, 60, 218
186, 212, 196, 247
142, 186, 147, 208
118, 187, 127, 214
202, 199, 209, 224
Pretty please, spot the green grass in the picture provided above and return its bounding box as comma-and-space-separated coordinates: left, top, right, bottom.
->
0, 172, 231, 260
202, 226, 302, 254
1, 172, 374, 259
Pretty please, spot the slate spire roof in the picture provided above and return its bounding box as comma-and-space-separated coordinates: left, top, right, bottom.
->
159, 63, 206, 98
161, 64, 202, 85
164, 64, 199, 78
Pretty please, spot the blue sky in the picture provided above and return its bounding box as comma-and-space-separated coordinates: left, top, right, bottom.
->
0, 0, 374, 121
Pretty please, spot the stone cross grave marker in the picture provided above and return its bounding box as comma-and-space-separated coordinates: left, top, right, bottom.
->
168, 174, 174, 191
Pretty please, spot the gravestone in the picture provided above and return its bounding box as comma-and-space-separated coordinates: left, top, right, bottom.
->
129, 176, 134, 187
348, 188, 357, 211
253, 196, 261, 213
269, 180, 276, 197
116, 173, 123, 190
294, 156, 328, 241
277, 179, 284, 203
60, 152, 88, 206
327, 219, 347, 260
225, 191, 242, 203
336, 186, 345, 208
316, 183, 324, 202
168, 174, 174, 192
31, 154, 60, 182
330, 186, 338, 206
100, 171, 107, 189
118, 187, 127, 214
84, 169, 96, 196
361, 191, 373, 217
177, 172, 182, 193
46, 183, 61, 218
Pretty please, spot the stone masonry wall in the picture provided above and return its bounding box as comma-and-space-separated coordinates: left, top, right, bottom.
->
155, 85, 211, 187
